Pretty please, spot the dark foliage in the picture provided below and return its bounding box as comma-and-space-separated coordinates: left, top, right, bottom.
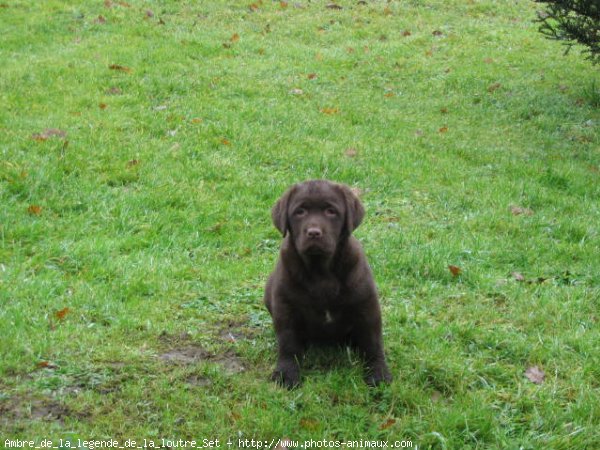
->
534, 0, 599, 64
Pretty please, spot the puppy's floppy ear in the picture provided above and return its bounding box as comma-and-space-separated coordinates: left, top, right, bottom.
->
271, 184, 298, 236
337, 184, 365, 234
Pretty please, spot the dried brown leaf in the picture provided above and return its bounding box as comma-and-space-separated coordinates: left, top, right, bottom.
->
36, 361, 58, 369
27, 205, 42, 215
109, 64, 132, 73
379, 418, 396, 430
55, 307, 71, 320
320, 107, 339, 115
448, 265, 461, 277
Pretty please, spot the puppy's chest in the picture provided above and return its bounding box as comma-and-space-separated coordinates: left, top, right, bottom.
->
299, 278, 348, 326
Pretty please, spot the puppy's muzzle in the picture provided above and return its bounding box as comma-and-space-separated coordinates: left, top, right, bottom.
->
306, 227, 323, 239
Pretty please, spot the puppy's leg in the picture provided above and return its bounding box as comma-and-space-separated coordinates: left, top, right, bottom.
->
351, 311, 392, 386
271, 325, 303, 389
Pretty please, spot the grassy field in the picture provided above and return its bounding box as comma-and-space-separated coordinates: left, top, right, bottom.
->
1, 0, 599, 448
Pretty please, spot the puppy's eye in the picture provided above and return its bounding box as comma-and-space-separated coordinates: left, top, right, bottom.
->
294, 208, 307, 216
325, 207, 338, 217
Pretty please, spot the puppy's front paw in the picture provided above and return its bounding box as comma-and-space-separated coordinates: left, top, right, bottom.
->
366, 364, 392, 387
271, 364, 300, 389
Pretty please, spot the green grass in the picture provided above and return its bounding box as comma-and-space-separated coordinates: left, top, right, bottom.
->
1, 0, 599, 448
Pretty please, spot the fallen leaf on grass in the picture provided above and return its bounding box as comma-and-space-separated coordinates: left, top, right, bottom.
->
307, 73, 317, 80
94, 15, 106, 24
525, 366, 545, 384
127, 159, 140, 167
99, 102, 108, 110
280, 2, 288, 9
27, 205, 42, 215
221, 138, 231, 146
439, 126, 448, 133
402, 30, 412, 37
320, 107, 339, 115
230, 33, 240, 43
448, 265, 462, 277
55, 307, 71, 320
190, 118, 203, 124
36, 361, 58, 370
326, 3, 342, 9
109, 64, 131, 73
379, 418, 396, 430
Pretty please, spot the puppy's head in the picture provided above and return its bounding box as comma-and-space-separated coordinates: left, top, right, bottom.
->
272, 180, 365, 257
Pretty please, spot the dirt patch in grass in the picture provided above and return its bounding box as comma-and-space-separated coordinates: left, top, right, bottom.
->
158, 343, 246, 374
185, 375, 212, 387
212, 352, 246, 374
217, 319, 259, 343
158, 345, 212, 364
0, 396, 70, 424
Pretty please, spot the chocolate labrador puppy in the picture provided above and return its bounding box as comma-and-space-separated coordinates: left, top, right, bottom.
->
264, 180, 392, 388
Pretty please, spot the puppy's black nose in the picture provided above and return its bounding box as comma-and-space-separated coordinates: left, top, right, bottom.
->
306, 227, 323, 239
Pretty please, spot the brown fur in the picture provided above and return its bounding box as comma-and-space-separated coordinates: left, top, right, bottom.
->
264, 180, 392, 388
